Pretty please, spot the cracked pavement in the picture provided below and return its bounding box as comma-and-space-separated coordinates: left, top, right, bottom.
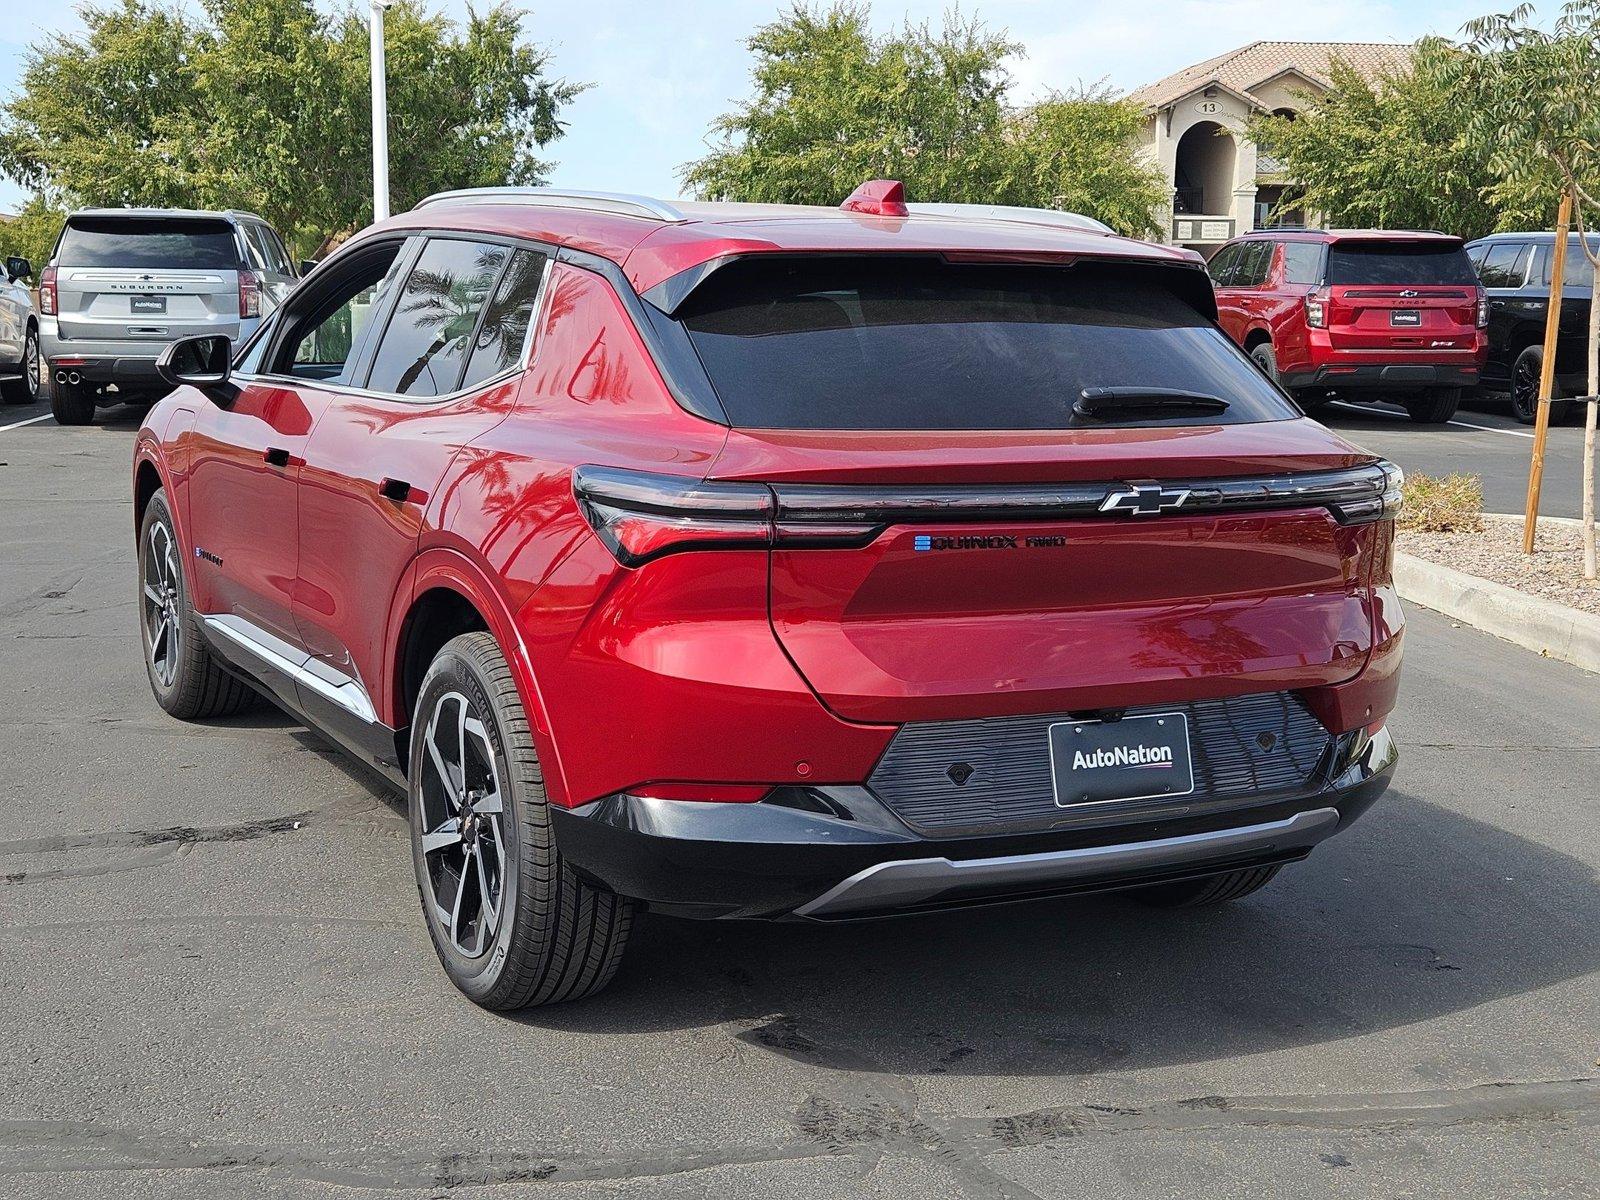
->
1, 395, 1598, 1198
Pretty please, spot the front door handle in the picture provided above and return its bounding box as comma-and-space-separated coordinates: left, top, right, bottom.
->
263, 447, 291, 467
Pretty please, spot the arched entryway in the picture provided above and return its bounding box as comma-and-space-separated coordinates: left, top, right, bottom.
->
1173, 121, 1236, 216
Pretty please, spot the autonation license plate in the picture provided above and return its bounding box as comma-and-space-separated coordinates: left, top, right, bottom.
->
1390, 309, 1421, 326
130, 295, 167, 314
1048, 713, 1195, 807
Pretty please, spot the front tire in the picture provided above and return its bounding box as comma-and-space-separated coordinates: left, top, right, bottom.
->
1130, 865, 1282, 908
1, 327, 39, 404
51, 379, 97, 425
409, 632, 633, 1009
139, 489, 258, 719
1403, 386, 1461, 424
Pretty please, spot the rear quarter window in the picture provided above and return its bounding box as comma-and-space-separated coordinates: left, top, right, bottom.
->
676, 257, 1299, 431
1325, 242, 1477, 286
57, 217, 242, 271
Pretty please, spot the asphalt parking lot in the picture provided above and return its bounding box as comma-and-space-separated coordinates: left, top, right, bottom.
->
1324, 392, 1594, 519
1, 397, 1597, 1199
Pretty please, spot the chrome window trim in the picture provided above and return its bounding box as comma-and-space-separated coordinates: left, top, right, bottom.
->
238, 246, 552, 408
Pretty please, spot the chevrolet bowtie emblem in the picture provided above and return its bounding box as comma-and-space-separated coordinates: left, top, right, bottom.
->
1099, 481, 1191, 516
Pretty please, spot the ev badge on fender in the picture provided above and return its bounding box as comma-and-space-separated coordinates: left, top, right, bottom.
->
1099, 481, 1192, 516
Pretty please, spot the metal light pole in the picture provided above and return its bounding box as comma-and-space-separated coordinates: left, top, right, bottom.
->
369, 0, 391, 221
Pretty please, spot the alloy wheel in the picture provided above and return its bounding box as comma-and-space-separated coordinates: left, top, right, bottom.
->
141, 521, 182, 688
1512, 352, 1540, 422
24, 331, 38, 399
417, 691, 507, 958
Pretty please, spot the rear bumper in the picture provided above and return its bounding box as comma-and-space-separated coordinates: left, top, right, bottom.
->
550, 725, 1397, 921
1281, 360, 1482, 391
40, 317, 255, 393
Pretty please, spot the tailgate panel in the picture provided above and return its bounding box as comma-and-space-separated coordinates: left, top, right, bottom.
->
770, 511, 1375, 723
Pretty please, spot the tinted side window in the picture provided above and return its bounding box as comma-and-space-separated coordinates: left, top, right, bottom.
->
1540, 239, 1599, 288
460, 249, 547, 390
1479, 242, 1530, 288
365, 239, 510, 398
1236, 241, 1275, 287
1207, 244, 1240, 287
273, 243, 405, 384
1281, 242, 1322, 285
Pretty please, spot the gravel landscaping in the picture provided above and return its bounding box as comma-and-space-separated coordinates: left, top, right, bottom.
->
1399, 516, 1600, 617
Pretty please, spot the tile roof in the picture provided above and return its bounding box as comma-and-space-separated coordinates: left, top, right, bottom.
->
1127, 40, 1415, 111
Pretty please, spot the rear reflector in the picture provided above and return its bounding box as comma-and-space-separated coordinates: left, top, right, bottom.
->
630, 782, 771, 803
572, 460, 1406, 566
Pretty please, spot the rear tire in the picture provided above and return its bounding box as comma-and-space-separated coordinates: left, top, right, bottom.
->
1249, 342, 1278, 384
1, 327, 38, 404
1403, 386, 1461, 424
139, 489, 258, 719
51, 379, 97, 425
409, 632, 634, 1009
1130, 865, 1282, 908
1509, 345, 1573, 425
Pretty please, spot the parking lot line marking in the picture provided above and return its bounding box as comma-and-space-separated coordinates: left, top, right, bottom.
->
0, 413, 51, 433
1446, 418, 1535, 439
1325, 399, 1537, 441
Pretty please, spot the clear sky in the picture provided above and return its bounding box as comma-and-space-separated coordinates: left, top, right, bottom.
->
0, 0, 1524, 215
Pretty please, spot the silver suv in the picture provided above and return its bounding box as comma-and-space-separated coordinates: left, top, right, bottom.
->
40, 208, 299, 424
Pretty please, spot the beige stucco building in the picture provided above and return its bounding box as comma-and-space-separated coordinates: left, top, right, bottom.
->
1128, 41, 1414, 253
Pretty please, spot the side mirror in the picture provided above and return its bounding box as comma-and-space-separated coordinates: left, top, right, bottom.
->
6, 256, 31, 283
299, 258, 318, 277
157, 334, 232, 392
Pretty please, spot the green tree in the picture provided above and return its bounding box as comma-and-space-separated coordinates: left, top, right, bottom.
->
680, 3, 1162, 237
0, 0, 584, 257
1, 196, 69, 270
1245, 39, 1503, 239
1456, 0, 1600, 579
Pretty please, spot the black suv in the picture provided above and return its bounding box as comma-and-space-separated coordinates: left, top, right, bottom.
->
1467, 231, 1597, 424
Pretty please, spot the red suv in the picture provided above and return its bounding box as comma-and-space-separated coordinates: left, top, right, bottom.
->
133, 183, 1403, 1008
1211, 229, 1488, 423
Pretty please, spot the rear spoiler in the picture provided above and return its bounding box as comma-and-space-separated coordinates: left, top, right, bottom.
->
638, 251, 1218, 320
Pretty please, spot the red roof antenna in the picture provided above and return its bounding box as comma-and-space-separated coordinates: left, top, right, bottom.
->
840, 179, 909, 217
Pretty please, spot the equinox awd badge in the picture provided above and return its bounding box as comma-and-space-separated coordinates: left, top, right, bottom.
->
1099, 481, 1191, 517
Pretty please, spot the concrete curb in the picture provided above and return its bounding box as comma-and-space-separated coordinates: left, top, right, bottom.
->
1393, 550, 1600, 676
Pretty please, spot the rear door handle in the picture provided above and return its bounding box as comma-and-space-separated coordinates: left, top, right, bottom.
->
263, 447, 291, 467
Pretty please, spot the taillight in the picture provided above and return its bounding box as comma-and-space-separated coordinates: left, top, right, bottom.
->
573, 467, 771, 566
39, 265, 57, 316
573, 466, 878, 566
238, 268, 262, 319
1476, 288, 1489, 328
1305, 291, 1326, 328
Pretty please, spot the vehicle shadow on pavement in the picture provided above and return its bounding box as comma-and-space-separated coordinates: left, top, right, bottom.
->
515, 786, 1599, 1078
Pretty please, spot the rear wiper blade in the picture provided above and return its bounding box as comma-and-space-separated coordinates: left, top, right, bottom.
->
1074, 387, 1231, 418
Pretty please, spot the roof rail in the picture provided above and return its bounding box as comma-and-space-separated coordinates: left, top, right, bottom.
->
904, 202, 1114, 236
413, 187, 687, 224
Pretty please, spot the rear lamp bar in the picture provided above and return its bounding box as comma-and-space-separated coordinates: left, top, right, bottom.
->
573, 460, 1403, 566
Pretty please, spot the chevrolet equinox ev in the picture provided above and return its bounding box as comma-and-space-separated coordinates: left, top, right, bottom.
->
133, 182, 1403, 1008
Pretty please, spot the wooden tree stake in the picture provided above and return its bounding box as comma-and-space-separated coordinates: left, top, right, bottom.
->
1524, 192, 1573, 554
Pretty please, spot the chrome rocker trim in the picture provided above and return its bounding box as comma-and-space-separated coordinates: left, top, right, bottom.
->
793, 806, 1341, 919
202, 614, 377, 723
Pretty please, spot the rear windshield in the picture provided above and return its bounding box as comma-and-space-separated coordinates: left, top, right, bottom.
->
676, 258, 1296, 430
1325, 242, 1476, 286
56, 217, 242, 270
